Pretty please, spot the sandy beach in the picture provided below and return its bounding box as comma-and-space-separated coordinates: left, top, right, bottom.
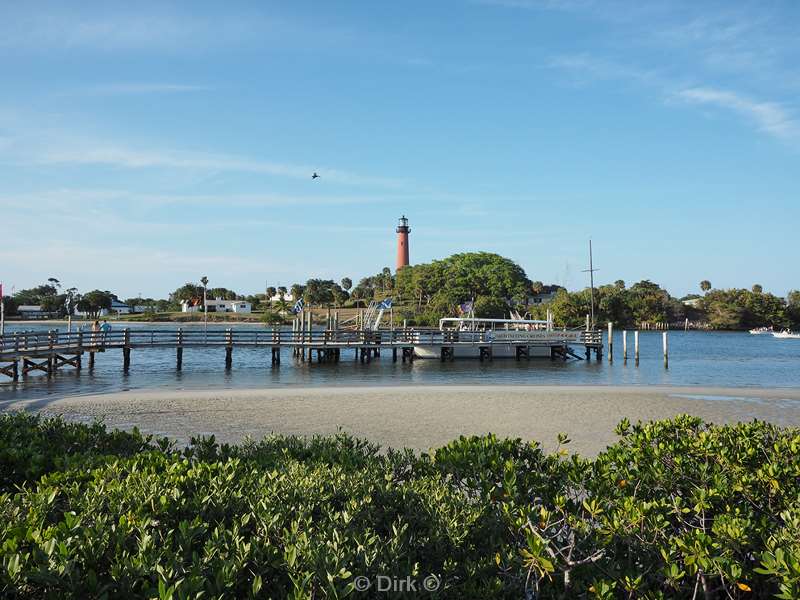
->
4, 385, 800, 455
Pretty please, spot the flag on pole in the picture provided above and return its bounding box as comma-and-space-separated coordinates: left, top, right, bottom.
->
292, 298, 305, 314
459, 300, 473, 315
378, 298, 392, 310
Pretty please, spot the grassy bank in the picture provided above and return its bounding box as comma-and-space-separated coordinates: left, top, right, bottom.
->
1, 413, 799, 598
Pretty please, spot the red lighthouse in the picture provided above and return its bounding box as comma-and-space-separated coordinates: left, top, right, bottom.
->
396, 215, 410, 270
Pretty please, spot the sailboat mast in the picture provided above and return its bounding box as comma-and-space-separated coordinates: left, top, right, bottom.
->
589, 240, 595, 329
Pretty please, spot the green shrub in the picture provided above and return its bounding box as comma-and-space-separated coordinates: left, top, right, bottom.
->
0, 413, 799, 598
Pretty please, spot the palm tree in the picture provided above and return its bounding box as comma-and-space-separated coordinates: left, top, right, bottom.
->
341, 277, 352, 292
700, 280, 711, 294
752, 284, 763, 294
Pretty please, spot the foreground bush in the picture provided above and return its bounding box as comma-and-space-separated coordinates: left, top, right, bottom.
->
1, 413, 799, 599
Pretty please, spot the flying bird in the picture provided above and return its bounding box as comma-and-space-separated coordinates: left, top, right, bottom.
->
312, 172, 320, 179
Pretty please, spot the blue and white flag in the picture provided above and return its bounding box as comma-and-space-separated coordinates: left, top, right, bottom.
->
459, 300, 474, 315
292, 298, 305, 314
379, 298, 392, 309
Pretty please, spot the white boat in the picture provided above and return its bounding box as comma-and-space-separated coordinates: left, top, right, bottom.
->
411, 317, 588, 359
749, 326, 773, 335
772, 330, 800, 339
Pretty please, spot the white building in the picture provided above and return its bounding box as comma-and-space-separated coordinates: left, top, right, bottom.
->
17, 305, 49, 319
109, 299, 132, 314
74, 299, 131, 317
268, 292, 294, 303
528, 285, 563, 305
181, 298, 251, 313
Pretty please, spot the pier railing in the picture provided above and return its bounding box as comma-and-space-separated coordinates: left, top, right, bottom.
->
0, 327, 602, 358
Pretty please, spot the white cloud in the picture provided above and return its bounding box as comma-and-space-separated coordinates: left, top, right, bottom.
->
675, 87, 799, 140
0, 114, 405, 189
32, 144, 404, 188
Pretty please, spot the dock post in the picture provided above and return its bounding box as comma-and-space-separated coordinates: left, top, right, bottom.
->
47, 330, 55, 375
684, 317, 689, 331
663, 331, 668, 369
12, 359, 18, 382
634, 331, 639, 366
177, 328, 183, 370
123, 328, 131, 372
622, 330, 627, 362
607, 322, 613, 362
225, 328, 233, 370
585, 314, 590, 331
307, 311, 313, 362
88, 351, 95, 369
393, 347, 397, 362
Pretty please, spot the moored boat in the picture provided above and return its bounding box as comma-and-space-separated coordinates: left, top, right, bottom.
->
749, 326, 773, 335
772, 330, 800, 339
412, 317, 589, 359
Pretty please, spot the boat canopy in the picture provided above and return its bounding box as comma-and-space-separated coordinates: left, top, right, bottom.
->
439, 317, 549, 326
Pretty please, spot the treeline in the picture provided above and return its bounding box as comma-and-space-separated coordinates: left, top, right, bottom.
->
6, 259, 798, 329
3, 279, 128, 318
2, 413, 800, 598
527, 282, 800, 330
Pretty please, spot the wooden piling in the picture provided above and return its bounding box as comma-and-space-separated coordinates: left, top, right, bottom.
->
663, 331, 669, 369
634, 330, 640, 366
607, 322, 613, 362
177, 328, 183, 370
123, 328, 131, 372
622, 330, 628, 361
225, 328, 233, 369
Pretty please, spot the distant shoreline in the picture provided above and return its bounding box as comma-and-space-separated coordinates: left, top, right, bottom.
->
0, 319, 766, 332
6, 384, 800, 456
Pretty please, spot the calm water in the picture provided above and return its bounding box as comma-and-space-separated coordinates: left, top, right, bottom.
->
1, 322, 799, 403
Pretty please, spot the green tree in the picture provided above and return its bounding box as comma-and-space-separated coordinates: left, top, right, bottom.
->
700, 280, 712, 293
752, 283, 763, 294
77, 290, 113, 318
531, 281, 544, 294
266, 286, 277, 301
290, 284, 304, 302
395, 252, 530, 315
208, 287, 237, 300
787, 290, 800, 328
341, 277, 352, 292
473, 296, 508, 318
171, 283, 203, 303
124, 297, 142, 313
303, 279, 335, 307
614, 279, 625, 289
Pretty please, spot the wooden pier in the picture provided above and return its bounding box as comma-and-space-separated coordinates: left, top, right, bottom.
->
0, 326, 603, 381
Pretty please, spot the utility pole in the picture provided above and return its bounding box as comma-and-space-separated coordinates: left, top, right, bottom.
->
582, 240, 599, 330
0, 282, 4, 336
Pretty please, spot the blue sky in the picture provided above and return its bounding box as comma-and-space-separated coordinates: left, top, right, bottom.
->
1, 0, 798, 300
